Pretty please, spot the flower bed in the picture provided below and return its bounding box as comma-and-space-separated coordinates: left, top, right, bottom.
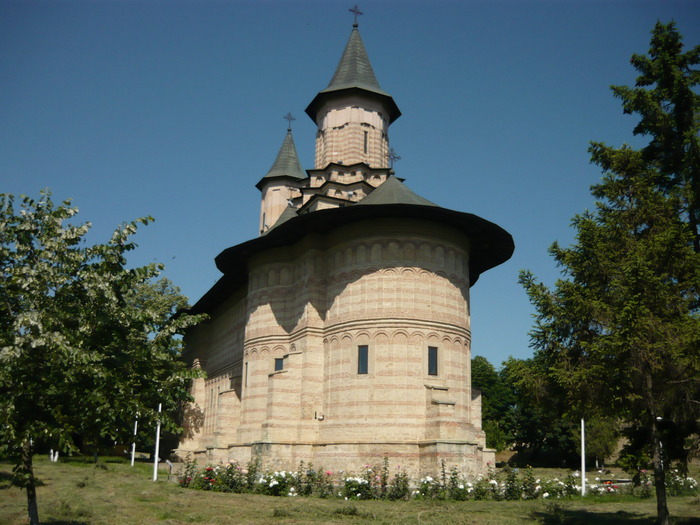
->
177, 455, 698, 502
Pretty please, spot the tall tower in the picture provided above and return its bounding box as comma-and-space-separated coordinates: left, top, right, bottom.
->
305, 20, 400, 170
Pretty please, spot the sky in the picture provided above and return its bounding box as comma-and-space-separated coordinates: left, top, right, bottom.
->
2, 0, 699, 367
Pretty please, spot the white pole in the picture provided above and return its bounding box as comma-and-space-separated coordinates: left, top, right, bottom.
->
581, 418, 586, 496
153, 403, 162, 482
130, 415, 139, 467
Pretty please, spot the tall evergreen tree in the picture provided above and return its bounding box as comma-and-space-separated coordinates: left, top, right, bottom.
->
520, 22, 700, 525
614, 21, 700, 249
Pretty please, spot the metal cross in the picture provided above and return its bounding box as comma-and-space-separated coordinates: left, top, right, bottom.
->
349, 5, 363, 26
283, 112, 295, 131
388, 148, 401, 169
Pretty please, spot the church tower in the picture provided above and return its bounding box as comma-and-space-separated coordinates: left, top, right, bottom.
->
255, 125, 304, 234
305, 20, 400, 170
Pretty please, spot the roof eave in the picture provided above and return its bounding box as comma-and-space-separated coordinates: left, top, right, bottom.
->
305, 87, 401, 125
193, 205, 513, 315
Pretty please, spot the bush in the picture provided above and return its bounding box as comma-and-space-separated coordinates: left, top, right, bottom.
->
177, 458, 698, 502
666, 469, 699, 496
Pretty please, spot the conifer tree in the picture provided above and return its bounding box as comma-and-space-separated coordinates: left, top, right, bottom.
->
520, 22, 700, 525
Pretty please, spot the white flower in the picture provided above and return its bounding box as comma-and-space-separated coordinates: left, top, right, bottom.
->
543, 492, 549, 498
458, 484, 464, 490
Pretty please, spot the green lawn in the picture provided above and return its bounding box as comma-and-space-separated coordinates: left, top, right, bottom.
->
1, 457, 699, 524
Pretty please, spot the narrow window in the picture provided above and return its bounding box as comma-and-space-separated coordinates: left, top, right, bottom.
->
363, 131, 368, 154
358, 345, 368, 374
244, 362, 249, 387
274, 357, 284, 372
428, 346, 438, 376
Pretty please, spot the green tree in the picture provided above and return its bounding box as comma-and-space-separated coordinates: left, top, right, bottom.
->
612, 22, 700, 251
0, 191, 204, 525
471, 355, 515, 450
520, 22, 700, 525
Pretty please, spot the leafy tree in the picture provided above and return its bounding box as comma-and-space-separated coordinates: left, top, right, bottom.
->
520, 22, 700, 525
471, 356, 515, 450
0, 191, 204, 525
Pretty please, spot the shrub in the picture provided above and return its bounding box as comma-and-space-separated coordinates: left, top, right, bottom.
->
342, 475, 372, 500
666, 469, 699, 496
388, 469, 411, 500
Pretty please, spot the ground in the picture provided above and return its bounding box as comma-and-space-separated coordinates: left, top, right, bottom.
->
1, 456, 699, 524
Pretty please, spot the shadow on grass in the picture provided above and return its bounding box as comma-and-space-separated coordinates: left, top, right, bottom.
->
39, 522, 90, 525
532, 505, 700, 525
0, 470, 13, 489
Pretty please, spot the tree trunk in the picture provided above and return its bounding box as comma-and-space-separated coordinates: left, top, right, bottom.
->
652, 422, 670, 525
22, 441, 40, 525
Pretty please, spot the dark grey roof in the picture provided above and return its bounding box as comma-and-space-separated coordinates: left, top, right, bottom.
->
255, 130, 306, 190
326, 26, 385, 95
306, 26, 400, 124
265, 204, 298, 233
191, 199, 514, 315
358, 175, 437, 207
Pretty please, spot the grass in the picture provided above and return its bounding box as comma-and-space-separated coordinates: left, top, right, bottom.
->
1, 457, 699, 524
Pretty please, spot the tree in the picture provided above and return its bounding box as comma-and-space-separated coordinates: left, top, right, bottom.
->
0, 191, 204, 525
520, 22, 700, 525
471, 355, 515, 450
612, 22, 700, 251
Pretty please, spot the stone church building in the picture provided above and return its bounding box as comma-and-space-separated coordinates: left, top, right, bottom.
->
176, 19, 514, 477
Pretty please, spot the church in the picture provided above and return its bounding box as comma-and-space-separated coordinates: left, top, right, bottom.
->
176, 16, 514, 477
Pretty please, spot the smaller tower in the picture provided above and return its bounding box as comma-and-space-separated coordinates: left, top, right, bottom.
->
256, 121, 305, 235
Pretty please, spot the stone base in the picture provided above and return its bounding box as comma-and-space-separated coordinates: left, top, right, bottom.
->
175, 440, 495, 479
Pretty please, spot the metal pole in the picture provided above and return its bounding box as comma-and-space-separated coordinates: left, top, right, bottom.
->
581, 418, 586, 496
153, 403, 161, 482
130, 415, 139, 467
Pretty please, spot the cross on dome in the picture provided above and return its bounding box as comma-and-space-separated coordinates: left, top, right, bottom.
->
349, 5, 363, 27
283, 112, 296, 131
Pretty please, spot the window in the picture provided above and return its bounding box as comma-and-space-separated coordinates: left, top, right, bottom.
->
244, 362, 249, 387
363, 131, 368, 154
357, 345, 368, 374
274, 357, 284, 372
428, 347, 438, 376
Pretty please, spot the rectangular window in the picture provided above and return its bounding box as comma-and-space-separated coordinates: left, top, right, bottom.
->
428, 346, 438, 376
274, 357, 284, 372
358, 345, 368, 374
244, 362, 249, 387
363, 131, 368, 154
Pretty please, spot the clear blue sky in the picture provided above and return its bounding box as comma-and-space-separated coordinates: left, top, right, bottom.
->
2, 0, 699, 367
